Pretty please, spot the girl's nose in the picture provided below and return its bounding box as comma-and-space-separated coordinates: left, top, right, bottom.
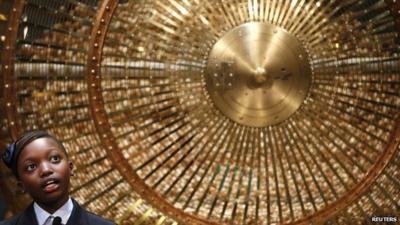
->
39, 162, 53, 177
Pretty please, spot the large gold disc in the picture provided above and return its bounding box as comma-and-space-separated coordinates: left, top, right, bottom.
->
205, 22, 311, 127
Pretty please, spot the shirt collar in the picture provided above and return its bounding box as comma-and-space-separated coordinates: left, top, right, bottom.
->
34, 197, 74, 225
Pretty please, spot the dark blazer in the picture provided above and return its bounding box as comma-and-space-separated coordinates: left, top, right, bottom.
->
0, 198, 115, 225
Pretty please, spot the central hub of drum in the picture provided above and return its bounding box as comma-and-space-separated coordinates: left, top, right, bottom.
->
205, 22, 312, 127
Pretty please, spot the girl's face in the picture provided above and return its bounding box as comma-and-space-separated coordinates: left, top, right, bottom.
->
16, 137, 73, 213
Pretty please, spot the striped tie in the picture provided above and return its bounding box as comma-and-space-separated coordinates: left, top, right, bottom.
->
44, 216, 54, 225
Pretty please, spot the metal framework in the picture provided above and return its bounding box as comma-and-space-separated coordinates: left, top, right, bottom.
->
1, 0, 400, 224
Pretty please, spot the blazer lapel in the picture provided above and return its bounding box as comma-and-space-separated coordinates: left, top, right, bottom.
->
18, 203, 39, 225
65, 198, 86, 225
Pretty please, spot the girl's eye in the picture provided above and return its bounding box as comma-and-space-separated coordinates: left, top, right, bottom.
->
50, 155, 61, 163
26, 164, 36, 172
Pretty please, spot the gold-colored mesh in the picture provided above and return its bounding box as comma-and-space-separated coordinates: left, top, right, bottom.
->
1, 0, 399, 225
0, 0, 175, 224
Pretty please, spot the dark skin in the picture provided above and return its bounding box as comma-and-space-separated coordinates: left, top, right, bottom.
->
16, 137, 73, 214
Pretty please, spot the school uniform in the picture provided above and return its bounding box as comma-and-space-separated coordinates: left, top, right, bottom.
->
0, 198, 115, 225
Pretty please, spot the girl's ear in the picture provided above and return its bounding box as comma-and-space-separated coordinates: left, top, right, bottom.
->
17, 181, 26, 194
69, 161, 74, 176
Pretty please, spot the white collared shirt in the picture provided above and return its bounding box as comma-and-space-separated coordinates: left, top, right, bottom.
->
34, 197, 74, 225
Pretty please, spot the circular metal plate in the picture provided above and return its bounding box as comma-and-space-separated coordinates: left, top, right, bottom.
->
205, 22, 311, 127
